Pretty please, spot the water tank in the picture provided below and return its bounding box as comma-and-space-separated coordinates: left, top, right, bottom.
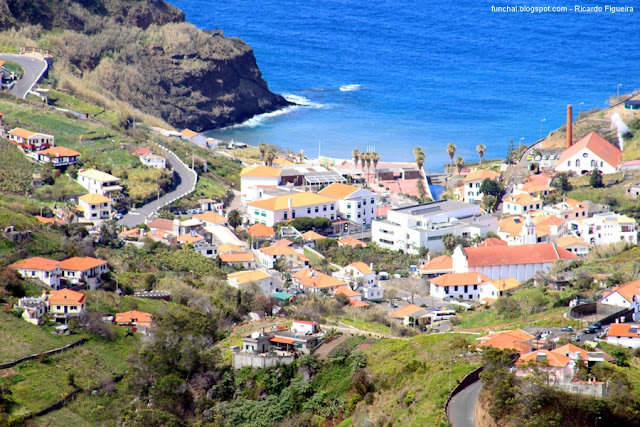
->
251, 331, 260, 339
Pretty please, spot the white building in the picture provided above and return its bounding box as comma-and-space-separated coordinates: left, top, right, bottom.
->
452, 242, 578, 282
16, 294, 48, 325
600, 279, 640, 309
8, 128, 54, 151
247, 192, 338, 226
78, 193, 112, 221
8, 257, 62, 289
77, 169, 123, 198
292, 320, 320, 335
555, 131, 622, 175
35, 146, 81, 167
479, 278, 521, 303
258, 245, 308, 269
59, 257, 109, 290
502, 193, 543, 216
372, 200, 497, 254
240, 165, 283, 204
462, 170, 501, 204
606, 324, 640, 349
318, 183, 378, 227
139, 153, 166, 169
227, 270, 274, 295
429, 272, 492, 301
555, 235, 590, 257
543, 199, 588, 221
47, 289, 85, 319
497, 214, 549, 245
566, 212, 637, 246
332, 261, 384, 300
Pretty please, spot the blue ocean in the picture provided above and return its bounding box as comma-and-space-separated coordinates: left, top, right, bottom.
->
169, 0, 640, 170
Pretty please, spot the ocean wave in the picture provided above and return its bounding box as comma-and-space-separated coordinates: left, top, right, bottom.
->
339, 84, 362, 92
226, 93, 323, 129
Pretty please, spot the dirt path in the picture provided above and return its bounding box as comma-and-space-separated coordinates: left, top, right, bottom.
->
313, 334, 348, 360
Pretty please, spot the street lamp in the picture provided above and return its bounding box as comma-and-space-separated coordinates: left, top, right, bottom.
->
539, 119, 546, 140
617, 83, 622, 98
578, 102, 584, 116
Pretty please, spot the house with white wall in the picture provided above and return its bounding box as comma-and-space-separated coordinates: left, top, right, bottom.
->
479, 278, 521, 303
502, 193, 543, 215
600, 279, 640, 308
227, 270, 274, 295
497, 214, 546, 246
332, 261, 384, 300
318, 183, 378, 227
555, 132, 622, 175
606, 324, 640, 349
16, 294, 48, 325
139, 153, 166, 169
429, 272, 491, 301
248, 192, 338, 226
36, 146, 81, 167
46, 289, 86, 320
451, 243, 578, 282
77, 169, 122, 198
8, 128, 54, 151
462, 170, 501, 204
555, 235, 590, 257
258, 245, 309, 269
543, 199, 587, 220
372, 200, 497, 254
59, 256, 109, 290
9, 257, 62, 289
292, 268, 347, 294
566, 212, 637, 246
78, 193, 112, 221
240, 165, 283, 204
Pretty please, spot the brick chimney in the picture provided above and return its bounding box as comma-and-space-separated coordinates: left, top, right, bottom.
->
566, 104, 573, 149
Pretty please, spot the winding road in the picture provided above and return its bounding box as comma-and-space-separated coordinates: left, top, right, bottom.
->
0, 53, 48, 99
448, 379, 483, 427
118, 146, 197, 228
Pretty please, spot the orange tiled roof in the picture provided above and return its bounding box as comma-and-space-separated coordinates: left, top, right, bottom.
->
227, 269, 272, 285
260, 245, 297, 256
490, 277, 521, 292
335, 285, 362, 298
9, 128, 36, 139
293, 268, 346, 289
557, 131, 622, 169
59, 257, 108, 271
115, 310, 153, 324
516, 349, 571, 367
534, 214, 565, 228
478, 238, 507, 247
218, 243, 244, 254
219, 252, 254, 263
348, 261, 374, 275
48, 289, 85, 305
240, 165, 283, 178
502, 193, 540, 206
194, 212, 227, 224
39, 146, 81, 157
349, 299, 370, 307
9, 257, 60, 271
430, 272, 491, 287
478, 333, 532, 354
177, 233, 204, 244
388, 303, 425, 319
35, 215, 65, 225
181, 128, 198, 138
301, 230, 326, 240
272, 238, 293, 247
79, 193, 112, 204
133, 147, 152, 155
463, 243, 578, 267
606, 279, 640, 304
248, 192, 335, 211
520, 182, 553, 194
556, 235, 589, 248
419, 255, 453, 272
551, 343, 608, 361
247, 223, 275, 237
338, 236, 367, 248
318, 182, 360, 199
607, 323, 640, 338
273, 157, 295, 166
463, 169, 500, 183
147, 218, 174, 232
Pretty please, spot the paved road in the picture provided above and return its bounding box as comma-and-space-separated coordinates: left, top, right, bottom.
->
448, 379, 483, 427
0, 53, 48, 98
118, 147, 197, 228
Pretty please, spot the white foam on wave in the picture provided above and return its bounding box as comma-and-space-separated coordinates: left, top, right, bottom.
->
225, 93, 323, 129
339, 84, 362, 92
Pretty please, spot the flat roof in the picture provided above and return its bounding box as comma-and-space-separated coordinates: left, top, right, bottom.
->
392, 200, 478, 216
304, 171, 347, 184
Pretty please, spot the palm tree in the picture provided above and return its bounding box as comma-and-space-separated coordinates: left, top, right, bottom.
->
265, 149, 276, 167
446, 143, 457, 172
413, 147, 425, 171
476, 144, 486, 166
258, 142, 267, 164
352, 149, 361, 169
470, 234, 484, 247
228, 209, 243, 230
362, 152, 371, 179
370, 152, 380, 180
455, 156, 465, 176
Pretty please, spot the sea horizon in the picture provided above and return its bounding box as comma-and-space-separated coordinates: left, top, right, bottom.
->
169, 0, 640, 171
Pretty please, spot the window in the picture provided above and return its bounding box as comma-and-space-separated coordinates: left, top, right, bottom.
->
292, 211, 296, 218
473, 284, 478, 290
567, 161, 571, 166
307, 208, 311, 214
583, 152, 588, 158
323, 205, 327, 211
347, 203, 351, 209
357, 203, 361, 209
600, 161, 603, 167
591, 160, 597, 167
330, 205, 334, 210
575, 159, 580, 167
358, 214, 361, 218
261, 212, 266, 217
254, 210, 259, 215
284, 212, 288, 220
371, 198, 374, 204
536, 204, 540, 209
363, 200, 367, 205
315, 207, 319, 213
454, 286, 458, 292
347, 214, 351, 219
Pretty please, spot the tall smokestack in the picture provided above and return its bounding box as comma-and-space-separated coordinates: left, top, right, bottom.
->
566, 104, 573, 149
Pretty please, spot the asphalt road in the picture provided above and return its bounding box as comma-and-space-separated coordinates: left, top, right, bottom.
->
448, 379, 483, 427
118, 148, 197, 228
0, 53, 48, 98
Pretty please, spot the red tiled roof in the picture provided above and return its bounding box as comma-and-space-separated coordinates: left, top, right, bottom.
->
607, 323, 640, 338
272, 238, 293, 247
335, 285, 362, 298
133, 147, 152, 155
430, 272, 491, 287
478, 333, 532, 354
516, 349, 571, 367
419, 255, 453, 272
115, 310, 153, 324
39, 146, 81, 157
9, 257, 60, 271
294, 320, 318, 325
557, 131, 622, 169
270, 336, 297, 344
219, 252, 254, 263
348, 261, 374, 275
349, 299, 369, 307
338, 236, 367, 248
388, 303, 425, 319
247, 223, 275, 237
293, 268, 346, 289
147, 218, 174, 232
478, 238, 507, 247
48, 289, 85, 305
463, 243, 578, 267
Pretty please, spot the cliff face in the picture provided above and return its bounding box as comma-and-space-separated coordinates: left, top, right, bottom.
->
0, 0, 291, 131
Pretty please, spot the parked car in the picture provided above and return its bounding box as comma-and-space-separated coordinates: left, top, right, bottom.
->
534, 155, 542, 161
560, 326, 573, 332
527, 155, 533, 161
583, 326, 597, 334
114, 213, 124, 220
592, 322, 602, 329
542, 155, 549, 160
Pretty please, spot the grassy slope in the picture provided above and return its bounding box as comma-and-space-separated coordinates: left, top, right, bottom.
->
0, 311, 79, 363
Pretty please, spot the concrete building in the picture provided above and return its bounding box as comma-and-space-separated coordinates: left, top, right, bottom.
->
543, 199, 588, 220
227, 270, 274, 295
372, 200, 497, 254
600, 279, 640, 309
139, 153, 166, 169
318, 183, 378, 227
258, 245, 309, 269
35, 146, 81, 167
502, 193, 543, 215
462, 169, 501, 204
16, 294, 48, 325
479, 278, 521, 303
77, 169, 123, 198
497, 214, 549, 245
59, 256, 109, 290
556, 235, 590, 257
566, 212, 637, 246
8, 128, 54, 151
9, 257, 62, 289
47, 289, 85, 320
78, 193, 112, 221
248, 192, 338, 226
606, 324, 640, 349
555, 132, 622, 175
452, 243, 578, 282
240, 165, 283, 204
429, 272, 492, 301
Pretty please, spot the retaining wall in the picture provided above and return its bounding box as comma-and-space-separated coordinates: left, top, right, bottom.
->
0, 338, 88, 370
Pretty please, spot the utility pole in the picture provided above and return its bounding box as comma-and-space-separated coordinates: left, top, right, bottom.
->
192, 147, 195, 170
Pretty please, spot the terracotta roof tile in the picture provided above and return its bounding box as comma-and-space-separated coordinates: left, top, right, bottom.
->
293, 268, 346, 289
463, 243, 577, 267
247, 223, 275, 237
260, 245, 297, 256
317, 182, 360, 199
348, 261, 374, 275
388, 303, 425, 318
478, 333, 532, 353
335, 285, 362, 298
607, 323, 640, 338
605, 280, 640, 304
177, 234, 204, 244
227, 269, 271, 284
218, 243, 244, 254
59, 257, 108, 271
115, 310, 153, 324
272, 238, 293, 246
556, 235, 589, 248
478, 237, 507, 247
301, 230, 326, 240
516, 349, 571, 367
181, 128, 198, 138
419, 255, 453, 272
39, 146, 81, 157
48, 289, 85, 305
349, 299, 370, 307
9, 257, 60, 271
240, 165, 283, 178
338, 236, 367, 248
463, 169, 500, 183
248, 192, 335, 211
79, 193, 112, 204
219, 252, 254, 263
194, 212, 227, 224
9, 128, 37, 139
490, 277, 521, 291
133, 147, 152, 155
147, 218, 174, 232
430, 272, 491, 287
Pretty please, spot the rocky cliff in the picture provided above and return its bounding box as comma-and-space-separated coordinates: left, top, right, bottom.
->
0, 0, 291, 131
